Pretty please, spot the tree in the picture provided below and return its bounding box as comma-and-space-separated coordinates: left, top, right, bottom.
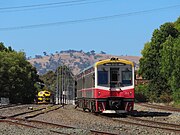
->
43, 51, 47, 56
139, 21, 179, 103
174, 17, 180, 31
0, 44, 39, 103
160, 36, 180, 104
90, 50, 95, 55
160, 36, 174, 80
100, 51, 106, 54
35, 55, 43, 59
39, 70, 56, 92
171, 39, 180, 103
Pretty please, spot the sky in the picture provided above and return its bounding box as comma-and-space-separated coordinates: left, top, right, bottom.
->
0, 0, 180, 58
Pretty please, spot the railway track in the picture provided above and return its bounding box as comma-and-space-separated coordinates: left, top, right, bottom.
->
76, 107, 180, 134
0, 119, 70, 135
1, 104, 179, 134
0, 104, 24, 109
90, 112, 180, 134
7, 104, 60, 119
0, 105, 118, 135
0, 118, 119, 135
0, 104, 49, 116
127, 116, 180, 129
0, 104, 54, 119
137, 103, 180, 112
111, 116, 180, 133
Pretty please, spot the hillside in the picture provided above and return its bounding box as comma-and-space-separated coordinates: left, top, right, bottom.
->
28, 50, 141, 75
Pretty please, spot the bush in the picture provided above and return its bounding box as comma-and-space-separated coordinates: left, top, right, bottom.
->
135, 84, 148, 102
173, 101, 180, 108
159, 92, 173, 103
172, 88, 180, 106
135, 82, 174, 104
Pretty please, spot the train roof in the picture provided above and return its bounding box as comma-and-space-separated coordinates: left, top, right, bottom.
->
95, 58, 134, 67
76, 58, 134, 77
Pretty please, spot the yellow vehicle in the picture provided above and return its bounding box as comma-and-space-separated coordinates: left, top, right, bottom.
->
37, 90, 51, 104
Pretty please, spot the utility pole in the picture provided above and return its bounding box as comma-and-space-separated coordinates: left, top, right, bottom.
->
64, 66, 67, 105
67, 70, 70, 104
56, 66, 59, 104
73, 77, 75, 105
61, 65, 64, 106
60, 65, 62, 105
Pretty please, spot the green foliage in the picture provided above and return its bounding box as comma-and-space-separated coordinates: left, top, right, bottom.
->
159, 92, 173, 103
174, 17, 180, 31
139, 42, 153, 80
135, 84, 148, 102
160, 36, 174, 78
170, 38, 180, 104
39, 70, 56, 92
0, 43, 39, 103
173, 100, 180, 108
0, 42, 14, 52
139, 18, 180, 105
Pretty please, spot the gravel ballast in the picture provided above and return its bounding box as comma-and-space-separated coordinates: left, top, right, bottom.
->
0, 104, 179, 135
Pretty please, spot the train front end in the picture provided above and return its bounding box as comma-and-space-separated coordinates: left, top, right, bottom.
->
95, 58, 135, 114
37, 90, 51, 104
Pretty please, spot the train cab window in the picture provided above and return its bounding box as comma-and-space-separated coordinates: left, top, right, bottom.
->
122, 71, 132, 86
45, 92, 50, 94
98, 71, 108, 86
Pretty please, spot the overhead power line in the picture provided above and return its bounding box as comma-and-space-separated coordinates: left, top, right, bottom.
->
0, 0, 110, 13
0, 4, 180, 31
0, 0, 87, 10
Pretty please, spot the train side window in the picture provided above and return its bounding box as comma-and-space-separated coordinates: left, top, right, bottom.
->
92, 73, 95, 87
84, 74, 93, 88
77, 77, 83, 90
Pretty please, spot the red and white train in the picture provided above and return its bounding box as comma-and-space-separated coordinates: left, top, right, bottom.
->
76, 58, 135, 114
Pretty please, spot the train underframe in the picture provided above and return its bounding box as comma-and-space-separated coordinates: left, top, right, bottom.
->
77, 97, 134, 114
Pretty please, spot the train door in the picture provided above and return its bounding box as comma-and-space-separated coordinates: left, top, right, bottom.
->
110, 68, 119, 88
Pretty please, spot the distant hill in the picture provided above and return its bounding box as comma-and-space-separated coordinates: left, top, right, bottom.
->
28, 50, 141, 75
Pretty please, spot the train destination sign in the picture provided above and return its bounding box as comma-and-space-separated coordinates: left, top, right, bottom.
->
103, 63, 125, 66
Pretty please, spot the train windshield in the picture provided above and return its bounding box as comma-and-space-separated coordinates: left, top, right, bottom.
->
98, 71, 108, 87
97, 64, 132, 88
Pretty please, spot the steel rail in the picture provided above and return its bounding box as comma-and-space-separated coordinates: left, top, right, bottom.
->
111, 117, 180, 133
94, 114, 180, 133
1, 117, 119, 135
0, 119, 69, 135
137, 103, 180, 112
0, 105, 119, 135
128, 117, 180, 129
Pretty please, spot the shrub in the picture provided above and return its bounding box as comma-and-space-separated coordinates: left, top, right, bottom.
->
159, 92, 173, 103
135, 84, 148, 102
